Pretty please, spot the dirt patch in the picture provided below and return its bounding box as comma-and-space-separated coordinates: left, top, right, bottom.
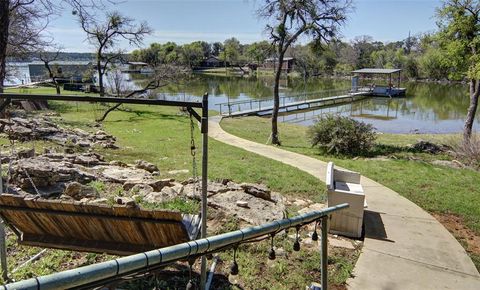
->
432, 212, 480, 268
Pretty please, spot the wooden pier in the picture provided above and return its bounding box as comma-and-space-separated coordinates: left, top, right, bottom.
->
218, 91, 368, 117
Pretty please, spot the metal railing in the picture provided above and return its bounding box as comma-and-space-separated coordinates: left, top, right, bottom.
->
0, 203, 349, 290
216, 89, 351, 116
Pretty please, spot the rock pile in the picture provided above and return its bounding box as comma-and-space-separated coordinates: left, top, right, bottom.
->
10, 155, 97, 195
6, 152, 285, 226
410, 141, 449, 154
0, 117, 118, 149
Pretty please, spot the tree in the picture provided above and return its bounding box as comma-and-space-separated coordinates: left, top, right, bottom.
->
437, 0, 480, 142
39, 47, 63, 94
246, 40, 274, 64
352, 35, 376, 69
97, 64, 188, 121
75, 9, 151, 96
211, 42, 223, 56
223, 37, 241, 64
1, 0, 102, 94
0, 0, 55, 94
258, 0, 352, 145
180, 41, 205, 69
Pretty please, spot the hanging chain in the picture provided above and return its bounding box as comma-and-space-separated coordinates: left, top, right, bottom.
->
189, 113, 199, 195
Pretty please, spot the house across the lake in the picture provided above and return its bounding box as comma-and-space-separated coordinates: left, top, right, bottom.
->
259, 57, 295, 74
198, 56, 228, 68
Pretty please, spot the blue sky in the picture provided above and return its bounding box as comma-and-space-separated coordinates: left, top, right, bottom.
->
47, 0, 440, 52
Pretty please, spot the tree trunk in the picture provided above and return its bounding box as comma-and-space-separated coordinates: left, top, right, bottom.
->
97, 102, 121, 122
271, 50, 285, 145
55, 79, 60, 94
44, 62, 60, 95
97, 57, 104, 96
464, 79, 480, 143
0, 0, 10, 95
0, 1, 10, 118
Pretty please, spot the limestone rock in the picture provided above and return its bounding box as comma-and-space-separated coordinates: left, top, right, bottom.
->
109, 160, 127, 167
411, 141, 448, 154
236, 201, 249, 208
0, 116, 118, 149
144, 191, 173, 203
17, 148, 35, 159
64, 182, 98, 200
160, 186, 178, 198
115, 196, 137, 207
209, 191, 285, 225
240, 183, 271, 201
101, 167, 152, 184
128, 184, 154, 196
11, 156, 96, 192
298, 203, 326, 215
122, 178, 173, 192
135, 160, 159, 173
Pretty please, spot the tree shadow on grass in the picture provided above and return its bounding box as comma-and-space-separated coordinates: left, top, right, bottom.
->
106, 109, 190, 124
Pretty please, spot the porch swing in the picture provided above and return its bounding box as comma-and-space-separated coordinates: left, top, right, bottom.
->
0, 93, 208, 256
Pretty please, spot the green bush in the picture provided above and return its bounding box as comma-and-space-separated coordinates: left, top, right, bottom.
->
307, 115, 376, 156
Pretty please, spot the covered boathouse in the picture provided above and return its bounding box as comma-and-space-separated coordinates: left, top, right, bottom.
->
351, 68, 406, 97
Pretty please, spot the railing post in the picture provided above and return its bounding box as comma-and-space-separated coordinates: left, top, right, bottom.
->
321, 216, 328, 290
200, 93, 209, 289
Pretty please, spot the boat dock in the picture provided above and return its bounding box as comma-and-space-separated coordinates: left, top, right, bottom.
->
217, 90, 368, 117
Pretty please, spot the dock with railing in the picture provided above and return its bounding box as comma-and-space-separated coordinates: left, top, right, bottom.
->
217, 89, 369, 117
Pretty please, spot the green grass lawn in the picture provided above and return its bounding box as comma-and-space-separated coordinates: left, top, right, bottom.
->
221, 117, 480, 233
221, 116, 480, 270
5, 86, 88, 95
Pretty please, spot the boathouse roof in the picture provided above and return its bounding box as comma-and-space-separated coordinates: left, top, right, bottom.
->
352, 68, 402, 74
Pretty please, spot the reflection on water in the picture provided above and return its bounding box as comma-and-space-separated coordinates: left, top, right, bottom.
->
132, 74, 478, 134
278, 81, 479, 133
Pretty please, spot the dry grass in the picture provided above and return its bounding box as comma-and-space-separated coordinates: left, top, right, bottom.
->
448, 134, 480, 169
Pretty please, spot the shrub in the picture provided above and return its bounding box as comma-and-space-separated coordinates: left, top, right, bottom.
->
449, 135, 480, 169
307, 115, 376, 156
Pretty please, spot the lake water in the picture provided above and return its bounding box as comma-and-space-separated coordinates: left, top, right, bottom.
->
5, 64, 477, 134
155, 74, 477, 134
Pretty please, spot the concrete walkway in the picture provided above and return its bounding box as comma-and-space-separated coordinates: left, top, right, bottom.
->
208, 116, 480, 290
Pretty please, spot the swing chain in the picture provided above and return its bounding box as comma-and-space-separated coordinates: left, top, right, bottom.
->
189, 113, 198, 194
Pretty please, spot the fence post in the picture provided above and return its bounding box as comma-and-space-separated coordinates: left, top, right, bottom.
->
321, 216, 328, 290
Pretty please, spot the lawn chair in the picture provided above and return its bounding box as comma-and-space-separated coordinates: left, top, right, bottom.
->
326, 162, 367, 238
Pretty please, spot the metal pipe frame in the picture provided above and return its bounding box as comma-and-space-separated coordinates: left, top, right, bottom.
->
0, 203, 349, 290
0, 93, 203, 109
0, 92, 208, 285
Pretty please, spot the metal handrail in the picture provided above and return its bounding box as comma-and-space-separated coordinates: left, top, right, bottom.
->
216, 89, 352, 115
1, 203, 349, 290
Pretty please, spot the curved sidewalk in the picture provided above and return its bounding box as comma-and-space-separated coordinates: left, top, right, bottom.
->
208, 116, 480, 290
